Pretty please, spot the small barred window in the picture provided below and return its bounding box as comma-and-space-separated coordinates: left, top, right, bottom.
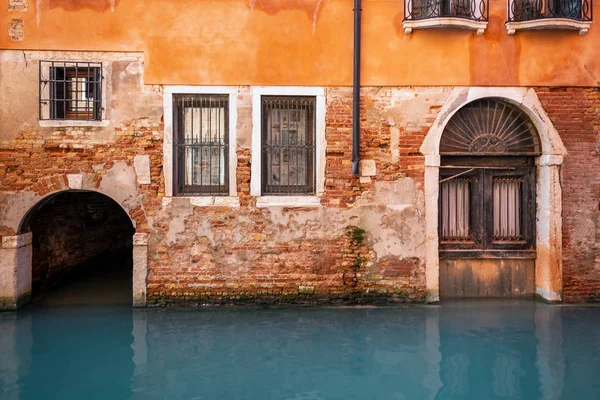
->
39, 61, 102, 121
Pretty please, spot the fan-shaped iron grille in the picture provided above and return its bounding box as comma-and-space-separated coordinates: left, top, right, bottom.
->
440, 99, 541, 155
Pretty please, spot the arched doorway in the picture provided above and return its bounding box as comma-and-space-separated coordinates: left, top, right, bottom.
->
420, 87, 567, 303
437, 98, 541, 298
18, 190, 135, 306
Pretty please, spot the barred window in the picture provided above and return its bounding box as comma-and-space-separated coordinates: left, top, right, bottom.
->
173, 94, 229, 196
39, 61, 102, 121
261, 96, 315, 195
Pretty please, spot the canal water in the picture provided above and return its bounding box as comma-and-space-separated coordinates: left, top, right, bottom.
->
1, 301, 599, 399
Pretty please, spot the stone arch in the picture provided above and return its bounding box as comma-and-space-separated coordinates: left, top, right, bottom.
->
0, 186, 148, 310
421, 88, 567, 157
420, 87, 567, 303
17, 189, 136, 235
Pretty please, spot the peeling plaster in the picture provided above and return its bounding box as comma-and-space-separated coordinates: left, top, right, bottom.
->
0, 191, 42, 233
98, 161, 139, 214
196, 219, 216, 248
164, 201, 193, 245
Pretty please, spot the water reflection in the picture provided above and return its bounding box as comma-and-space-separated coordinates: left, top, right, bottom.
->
1, 301, 599, 399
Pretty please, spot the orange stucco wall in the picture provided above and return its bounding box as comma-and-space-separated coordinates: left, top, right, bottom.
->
1, 0, 599, 86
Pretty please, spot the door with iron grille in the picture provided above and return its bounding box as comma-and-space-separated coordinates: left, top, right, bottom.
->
438, 99, 541, 298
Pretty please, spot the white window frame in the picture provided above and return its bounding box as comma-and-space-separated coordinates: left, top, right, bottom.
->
251, 86, 326, 208
163, 86, 238, 206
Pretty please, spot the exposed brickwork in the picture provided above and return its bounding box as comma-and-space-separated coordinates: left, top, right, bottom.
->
142, 87, 447, 305
8, 19, 23, 41
5, 59, 595, 304
536, 87, 600, 303
8, 0, 27, 12
147, 214, 426, 305
1, 82, 439, 305
323, 87, 446, 208
0, 121, 163, 234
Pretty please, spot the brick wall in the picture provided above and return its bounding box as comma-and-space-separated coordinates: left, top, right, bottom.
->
1, 84, 441, 304
0, 122, 163, 237
144, 87, 448, 305
28, 191, 135, 293
4, 58, 598, 305
536, 87, 600, 302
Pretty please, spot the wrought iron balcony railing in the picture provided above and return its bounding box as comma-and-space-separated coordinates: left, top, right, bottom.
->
507, 0, 592, 21
404, 0, 489, 21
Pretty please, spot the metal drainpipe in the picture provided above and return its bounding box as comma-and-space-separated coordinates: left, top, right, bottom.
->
351, 0, 362, 175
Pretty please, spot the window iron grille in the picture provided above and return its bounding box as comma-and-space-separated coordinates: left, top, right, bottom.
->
173, 94, 229, 196
261, 96, 316, 195
404, 0, 489, 21
39, 61, 102, 121
508, 0, 592, 21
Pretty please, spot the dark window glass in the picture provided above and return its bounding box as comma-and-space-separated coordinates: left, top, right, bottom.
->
261, 96, 315, 195
40, 61, 102, 121
173, 94, 229, 196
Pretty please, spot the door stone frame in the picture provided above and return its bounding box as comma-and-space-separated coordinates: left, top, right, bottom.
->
420, 87, 567, 303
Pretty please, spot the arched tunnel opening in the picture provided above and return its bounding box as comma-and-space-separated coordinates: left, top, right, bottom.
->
19, 190, 135, 306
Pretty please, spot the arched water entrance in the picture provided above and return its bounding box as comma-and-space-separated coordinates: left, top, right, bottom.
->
18, 190, 135, 306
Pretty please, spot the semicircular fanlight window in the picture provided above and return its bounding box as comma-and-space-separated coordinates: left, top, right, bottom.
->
440, 99, 541, 155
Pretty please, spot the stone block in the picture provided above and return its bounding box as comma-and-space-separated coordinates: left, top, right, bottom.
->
67, 174, 83, 190
134, 155, 151, 185
2, 233, 32, 249
298, 286, 315, 295
360, 160, 376, 177
133, 232, 149, 246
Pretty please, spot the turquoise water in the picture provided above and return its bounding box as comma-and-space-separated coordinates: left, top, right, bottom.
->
1, 301, 599, 399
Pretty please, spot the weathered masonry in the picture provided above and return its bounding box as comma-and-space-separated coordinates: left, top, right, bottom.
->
1, 0, 599, 308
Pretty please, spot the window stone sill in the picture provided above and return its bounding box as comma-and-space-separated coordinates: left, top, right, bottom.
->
403, 18, 488, 35
256, 196, 321, 208
39, 120, 110, 128
505, 19, 591, 35
162, 196, 240, 208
